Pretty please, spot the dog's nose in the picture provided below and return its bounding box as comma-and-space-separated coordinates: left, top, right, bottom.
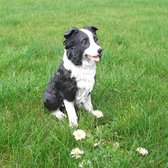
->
98, 48, 103, 55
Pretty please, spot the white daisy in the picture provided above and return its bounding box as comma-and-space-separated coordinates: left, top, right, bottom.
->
71, 148, 84, 159
79, 160, 92, 168
112, 142, 120, 148
78, 161, 84, 168
136, 147, 149, 156
94, 141, 101, 147
92, 110, 104, 118
73, 129, 86, 141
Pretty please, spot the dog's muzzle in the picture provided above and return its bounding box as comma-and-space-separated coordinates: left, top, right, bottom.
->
87, 48, 103, 62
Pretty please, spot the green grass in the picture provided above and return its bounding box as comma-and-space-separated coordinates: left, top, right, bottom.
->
0, 0, 168, 167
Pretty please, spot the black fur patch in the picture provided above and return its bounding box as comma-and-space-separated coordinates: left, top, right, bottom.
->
64, 30, 90, 65
43, 62, 77, 111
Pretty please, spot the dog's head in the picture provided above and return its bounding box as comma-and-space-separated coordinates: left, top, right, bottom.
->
63, 26, 103, 66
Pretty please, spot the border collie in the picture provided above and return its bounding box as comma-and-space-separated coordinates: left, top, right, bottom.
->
43, 26, 103, 127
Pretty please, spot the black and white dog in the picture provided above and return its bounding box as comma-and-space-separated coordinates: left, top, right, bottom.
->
43, 26, 103, 127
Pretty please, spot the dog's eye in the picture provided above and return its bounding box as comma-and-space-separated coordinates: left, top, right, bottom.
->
81, 39, 88, 45
94, 36, 98, 43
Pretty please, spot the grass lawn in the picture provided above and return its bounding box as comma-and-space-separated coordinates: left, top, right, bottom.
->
0, 0, 168, 167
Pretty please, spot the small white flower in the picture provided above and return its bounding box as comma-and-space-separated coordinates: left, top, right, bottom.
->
78, 161, 84, 168
73, 129, 86, 141
112, 142, 120, 148
94, 141, 101, 147
136, 147, 149, 156
92, 110, 104, 118
71, 148, 84, 159
79, 160, 92, 168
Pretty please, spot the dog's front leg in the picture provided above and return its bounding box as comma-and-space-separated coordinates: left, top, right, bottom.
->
83, 94, 93, 112
83, 94, 104, 117
63, 100, 78, 127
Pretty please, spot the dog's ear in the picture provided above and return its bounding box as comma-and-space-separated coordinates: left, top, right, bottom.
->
83, 26, 98, 34
64, 27, 78, 39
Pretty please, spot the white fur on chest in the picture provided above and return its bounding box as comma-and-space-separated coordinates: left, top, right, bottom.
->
63, 52, 96, 105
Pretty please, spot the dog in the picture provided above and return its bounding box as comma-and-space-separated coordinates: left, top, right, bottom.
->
43, 26, 103, 127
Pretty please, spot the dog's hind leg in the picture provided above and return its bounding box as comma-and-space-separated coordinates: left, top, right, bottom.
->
44, 91, 67, 120
52, 108, 67, 120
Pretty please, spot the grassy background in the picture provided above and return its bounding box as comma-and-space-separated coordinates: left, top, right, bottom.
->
0, 0, 168, 167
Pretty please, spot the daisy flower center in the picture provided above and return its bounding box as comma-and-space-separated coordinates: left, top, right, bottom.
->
75, 151, 80, 155
96, 113, 101, 117
77, 132, 81, 137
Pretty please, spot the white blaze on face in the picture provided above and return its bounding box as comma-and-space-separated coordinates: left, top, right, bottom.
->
80, 29, 101, 62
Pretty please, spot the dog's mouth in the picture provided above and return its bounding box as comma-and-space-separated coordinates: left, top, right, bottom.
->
87, 55, 101, 62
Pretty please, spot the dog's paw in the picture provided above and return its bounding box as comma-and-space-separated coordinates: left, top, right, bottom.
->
92, 110, 104, 118
69, 119, 78, 128
52, 111, 67, 120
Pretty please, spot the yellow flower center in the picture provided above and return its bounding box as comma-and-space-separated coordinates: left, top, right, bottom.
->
75, 150, 80, 155
77, 132, 81, 137
96, 113, 100, 117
